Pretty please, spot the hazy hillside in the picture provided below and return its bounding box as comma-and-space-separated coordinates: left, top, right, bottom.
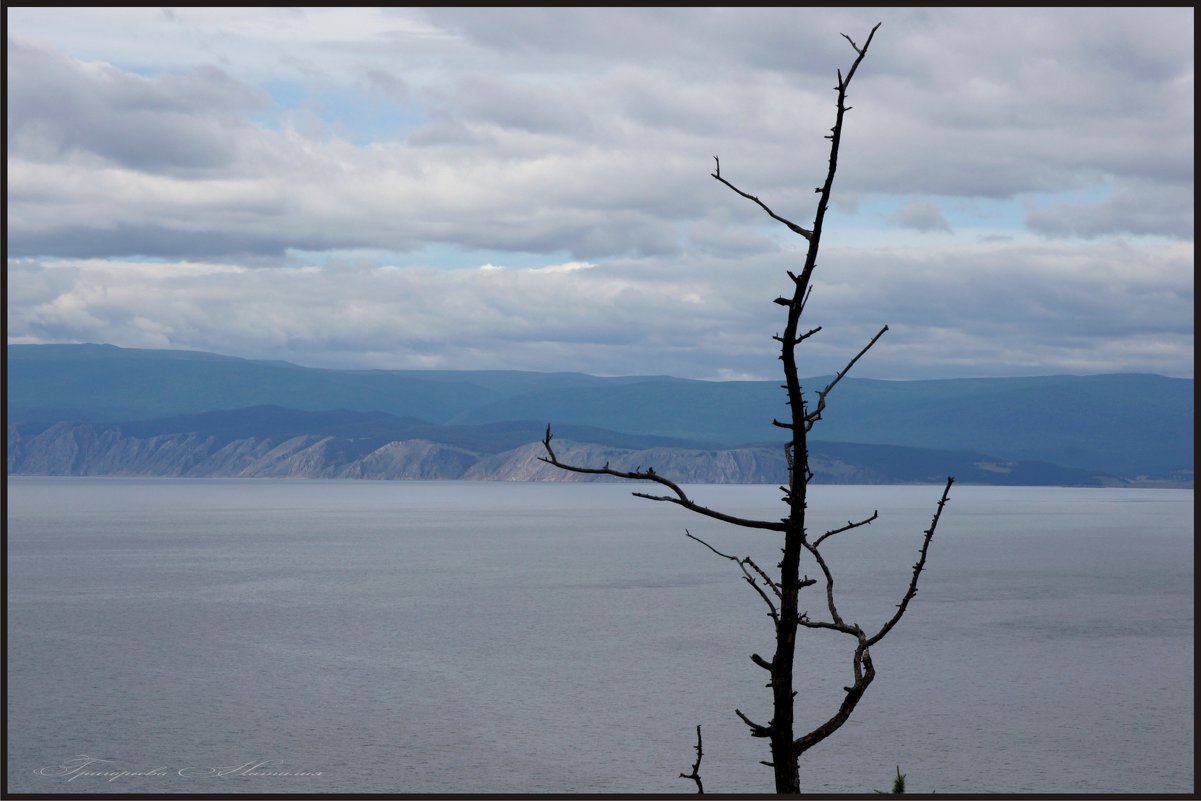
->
7, 344, 1194, 482
7, 409, 1116, 486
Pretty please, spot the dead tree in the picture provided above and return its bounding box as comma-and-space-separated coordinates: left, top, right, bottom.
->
540, 23, 953, 795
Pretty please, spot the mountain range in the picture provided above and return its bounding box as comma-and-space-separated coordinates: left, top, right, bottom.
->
6, 344, 1194, 486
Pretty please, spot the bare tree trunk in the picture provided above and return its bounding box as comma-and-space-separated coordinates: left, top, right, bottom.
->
769, 521, 804, 792
541, 23, 955, 794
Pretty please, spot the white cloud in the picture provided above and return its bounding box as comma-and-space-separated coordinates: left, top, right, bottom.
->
7, 234, 1192, 379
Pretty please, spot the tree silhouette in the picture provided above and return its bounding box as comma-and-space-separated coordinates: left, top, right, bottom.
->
541, 23, 953, 794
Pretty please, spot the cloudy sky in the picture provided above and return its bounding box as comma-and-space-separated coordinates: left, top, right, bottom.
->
6, 7, 1194, 380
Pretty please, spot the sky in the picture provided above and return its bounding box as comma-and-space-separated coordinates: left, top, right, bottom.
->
5, 7, 1195, 381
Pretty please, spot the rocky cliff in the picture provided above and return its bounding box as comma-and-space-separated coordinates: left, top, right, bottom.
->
7, 423, 787, 483
8, 422, 1120, 485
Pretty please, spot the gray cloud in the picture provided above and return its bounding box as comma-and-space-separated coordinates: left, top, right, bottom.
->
360, 68, 409, 102
6, 39, 264, 173
890, 200, 952, 233
7, 8, 1194, 261
1025, 183, 1195, 240
4, 8, 1194, 379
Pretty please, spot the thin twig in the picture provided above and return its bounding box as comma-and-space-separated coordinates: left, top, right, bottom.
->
867, 476, 954, 647
685, 530, 781, 596
686, 530, 780, 624
805, 325, 888, 430
711, 158, 813, 240
813, 510, 879, 547
711, 174, 814, 240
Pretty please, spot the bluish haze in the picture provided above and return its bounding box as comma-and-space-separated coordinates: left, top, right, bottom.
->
5, 8, 1194, 379
7, 344, 1194, 482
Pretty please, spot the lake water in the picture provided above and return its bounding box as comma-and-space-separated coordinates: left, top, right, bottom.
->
5, 478, 1194, 795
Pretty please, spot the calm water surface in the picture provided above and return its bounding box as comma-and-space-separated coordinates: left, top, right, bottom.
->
5, 478, 1194, 794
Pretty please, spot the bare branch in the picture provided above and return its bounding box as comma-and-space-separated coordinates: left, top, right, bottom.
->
795, 642, 876, 755
630, 491, 788, 532
747, 565, 782, 598
841, 23, 881, 83
796, 326, 822, 344
541, 426, 786, 532
686, 530, 780, 624
685, 531, 781, 596
796, 615, 858, 635
679, 724, 704, 794
805, 325, 888, 430
813, 510, 879, 547
735, 708, 772, 738
802, 539, 848, 629
797, 284, 814, 316
710, 171, 813, 240
791, 22, 882, 297
866, 476, 955, 648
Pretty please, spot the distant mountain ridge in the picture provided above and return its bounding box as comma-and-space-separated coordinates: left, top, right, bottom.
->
7, 408, 1114, 486
6, 344, 1194, 485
